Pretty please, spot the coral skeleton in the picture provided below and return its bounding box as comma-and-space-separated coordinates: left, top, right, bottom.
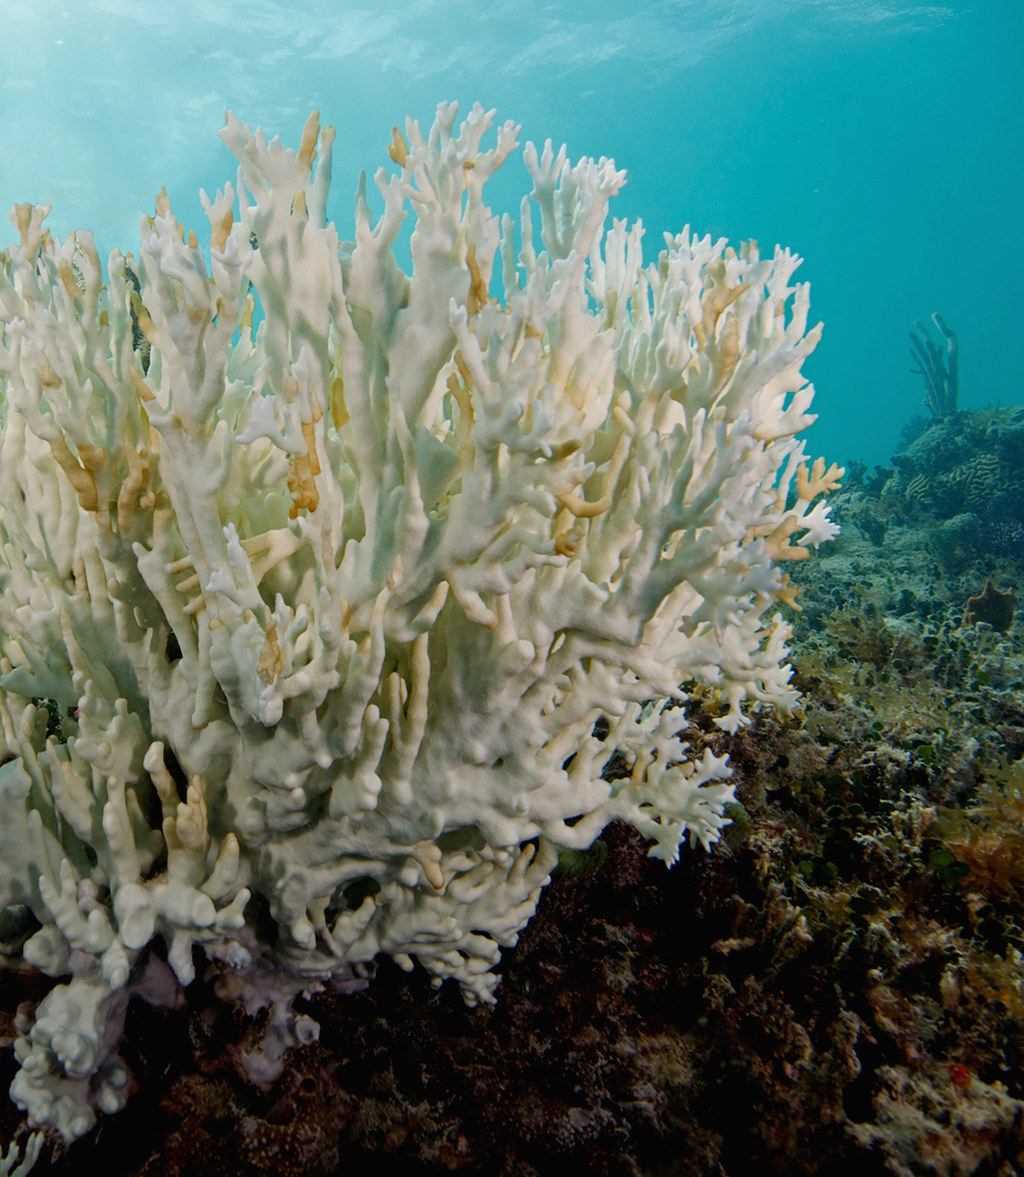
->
0, 104, 839, 1145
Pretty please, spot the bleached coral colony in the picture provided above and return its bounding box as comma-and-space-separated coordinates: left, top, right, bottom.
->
0, 104, 840, 1150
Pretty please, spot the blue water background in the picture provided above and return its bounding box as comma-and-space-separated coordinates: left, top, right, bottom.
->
1, 1, 1020, 471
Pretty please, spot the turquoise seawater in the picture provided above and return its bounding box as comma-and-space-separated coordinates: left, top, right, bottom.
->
1, 0, 1020, 470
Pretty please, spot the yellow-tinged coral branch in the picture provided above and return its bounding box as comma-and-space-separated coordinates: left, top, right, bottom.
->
388, 126, 409, 167
555, 490, 612, 519
298, 110, 321, 168
797, 456, 845, 500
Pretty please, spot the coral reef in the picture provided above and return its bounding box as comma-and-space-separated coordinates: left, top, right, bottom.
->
3, 106, 1022, 1177
4, 433, 1024, 1173
0, 103, 839, 1159
8, 671, 1024, 1174
881, 406, 1024, 546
